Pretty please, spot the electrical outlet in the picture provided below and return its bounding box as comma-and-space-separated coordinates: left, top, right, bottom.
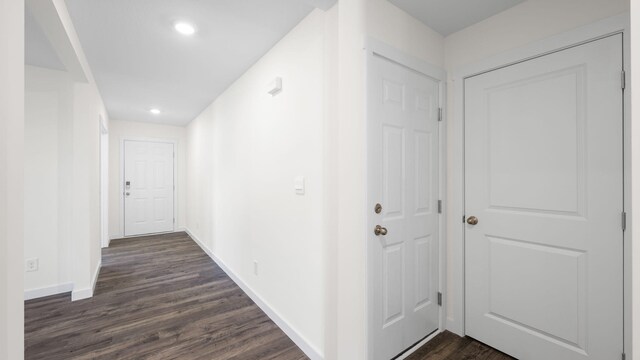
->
25, 258, 39, 272
253, 261, 258, 276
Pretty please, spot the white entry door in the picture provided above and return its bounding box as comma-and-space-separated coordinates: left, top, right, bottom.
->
368, 53, 441, 360
124, 140, 175, 236
464, 35, 623, 360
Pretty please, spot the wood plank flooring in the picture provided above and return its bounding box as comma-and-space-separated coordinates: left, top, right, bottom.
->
407, 331, 515, 360
26, 231, 514, 360
25, 232, 308, 360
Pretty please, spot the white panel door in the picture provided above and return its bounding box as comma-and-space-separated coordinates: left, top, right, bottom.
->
465, 35, 623, 360
124, 140, 175, 236
368, 54, 440, 360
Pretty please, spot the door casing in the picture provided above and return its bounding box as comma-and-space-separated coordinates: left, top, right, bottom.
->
119, 137, 178, 238
448, 13, 632, 358
365, 38, 447, 360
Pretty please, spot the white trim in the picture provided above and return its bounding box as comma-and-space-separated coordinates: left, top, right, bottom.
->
24, 282, 73, 301
184, 228, 323, 360
120, 137, 178, 238
71, 260, 101, 301
100, 114, 109, 248
364, 38, 447, 359
449, 14, 631, 351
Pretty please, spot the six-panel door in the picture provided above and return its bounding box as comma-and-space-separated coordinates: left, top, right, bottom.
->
369, 54, 440, 360
124, 140, 175, 237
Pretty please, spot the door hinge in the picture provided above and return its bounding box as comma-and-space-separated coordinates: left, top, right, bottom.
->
621, 70, 626, 90
622, 212, 627, 231
438, 108, 443, 122
437, 200, 442, 214
437, 292, 442, 306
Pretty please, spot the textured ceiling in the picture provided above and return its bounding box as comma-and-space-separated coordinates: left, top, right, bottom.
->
389, 0, 526, 36
64, 0, 316, 125
25, 7, 66, 71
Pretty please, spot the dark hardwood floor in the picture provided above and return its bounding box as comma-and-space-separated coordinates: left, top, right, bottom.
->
407, 331, 515, 360
26, 231, 512, 360
25, 232, 308, 360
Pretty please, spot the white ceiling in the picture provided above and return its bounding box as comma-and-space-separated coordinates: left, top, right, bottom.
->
388, 0, 526, 36
64, 0, 319, 125
25, 8, 66, 71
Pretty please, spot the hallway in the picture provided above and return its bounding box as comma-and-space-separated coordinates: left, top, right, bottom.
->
24, 232, 307, 360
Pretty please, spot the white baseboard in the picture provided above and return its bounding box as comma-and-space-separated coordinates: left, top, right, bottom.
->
72, 260, 102, 301
184, 227, 323, 360
24, 282, 74, 301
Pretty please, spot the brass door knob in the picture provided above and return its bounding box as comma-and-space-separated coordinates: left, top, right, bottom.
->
374, 225, 388, 236
466, 216, 478, 225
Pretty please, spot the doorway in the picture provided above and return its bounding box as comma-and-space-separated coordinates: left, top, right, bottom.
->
463, 34, 624, 359
367, 45, 445, 360
122, 139, 176, 237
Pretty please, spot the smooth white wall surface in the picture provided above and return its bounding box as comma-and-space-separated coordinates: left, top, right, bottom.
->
108, 120, 187, 239
26, 0, 110, 300
631, 1, 639, 359
24, 66, 74, 296
322, 4, 339, 360
334, 1, 366, 358
186, 9, 331, 357
71, 81, 108, 299
444, 0, 629, 70
367, 0, 444, 68
442, 0, 630, 337
0, 0, 24, 357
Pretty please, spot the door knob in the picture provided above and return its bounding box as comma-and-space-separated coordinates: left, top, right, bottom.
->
466, 216, 478, 225
374, 225, 388, 236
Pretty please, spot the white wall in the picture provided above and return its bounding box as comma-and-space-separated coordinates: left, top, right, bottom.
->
186, 9, 334, 358
108, 120, 187, 239
442, 0, 630, 336
24, 66, 74, 297
367, 0, 444, 68
444, 0, 629, 70
334, 1, 366, 358
71, 81, 109, 300
23, 64, 108, 301
23, 0, 109, 301
0, 0, 24, 357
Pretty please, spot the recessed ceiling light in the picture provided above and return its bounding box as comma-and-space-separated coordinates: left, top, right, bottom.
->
150, 108, 161, 115
174, 22, 196, 36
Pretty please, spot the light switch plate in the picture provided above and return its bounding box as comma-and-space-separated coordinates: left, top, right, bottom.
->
294, 176, 305, 195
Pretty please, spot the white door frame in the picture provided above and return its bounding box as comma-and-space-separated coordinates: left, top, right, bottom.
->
99, 115, 109, 248
119, 137, 178, 238
365, 38, 447, 359
448, 13, 631, 357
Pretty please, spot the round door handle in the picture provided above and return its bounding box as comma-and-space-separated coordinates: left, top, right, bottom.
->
466, 216, 479, 225
374, 225, 388, 236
